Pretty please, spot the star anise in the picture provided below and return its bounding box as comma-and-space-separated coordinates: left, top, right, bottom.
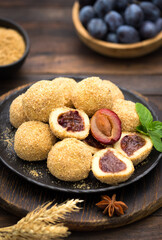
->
96, 194, 128, 217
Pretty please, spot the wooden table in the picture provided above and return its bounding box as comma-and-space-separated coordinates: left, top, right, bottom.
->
0, 1, 162, 239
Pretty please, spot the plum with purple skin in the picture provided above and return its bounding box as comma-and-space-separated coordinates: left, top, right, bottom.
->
104, 11, 123, 32
90, 109, 121, 145
124, 4, 144, 28
79, 6, 95, 26
140, 1, 160, 22
106, 33, 118, 43
117, 25, 140, 43
156, 18, 162, 32
140, 21, 157, 39
87, 18, 108, 39
94, 0, 115, 18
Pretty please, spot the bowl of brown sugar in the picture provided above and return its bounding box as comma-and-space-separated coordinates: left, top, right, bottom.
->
0, 18, 30, 75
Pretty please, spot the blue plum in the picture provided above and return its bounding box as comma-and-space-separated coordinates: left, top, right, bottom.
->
79, 6, 95, 26
104, 11, 123, 32
117, 25, 140, 43
140, 1, 160, 22
106, 33, 118, 43
156, 18, 162, 33
87, 18, 108, 39
140, 21, 157, 39
94, 0, 115, 18
124, 4, 144, 27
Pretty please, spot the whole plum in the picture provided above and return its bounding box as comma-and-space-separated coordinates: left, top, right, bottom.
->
104, 11, 123, 32
124, 4, 144, 27
94, 0, 115, 18
140, 1, 160, 22
106, 33, 118, 43
140, 21, 157, 39
79, 6, 95, 26
117, 25, 140, 43
87, 18, 108, 39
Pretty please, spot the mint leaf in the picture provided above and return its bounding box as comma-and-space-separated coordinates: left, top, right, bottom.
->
136, 125, 149, 135
135, 103, 153, 127
149, 132, 162, 152
148, 121, 162, 138
149, 129, 162, 138
135, 103, 162, 152
148, 121, 162, 130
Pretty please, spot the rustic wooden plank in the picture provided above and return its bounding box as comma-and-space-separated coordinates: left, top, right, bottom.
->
0, 208, 161, 239
1, 75, 161, 95
19, 53, 162, 75
0, 0, 75, 8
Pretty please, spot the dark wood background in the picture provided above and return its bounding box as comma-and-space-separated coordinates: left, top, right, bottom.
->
0, 0, 162, 239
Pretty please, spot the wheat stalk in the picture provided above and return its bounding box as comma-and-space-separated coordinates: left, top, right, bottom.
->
0, 199, 83, 240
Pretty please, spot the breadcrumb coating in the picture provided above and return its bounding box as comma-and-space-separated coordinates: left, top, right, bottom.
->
49, 107, 90, 140
47, 138, 92, 181
22, 80, 65, 122
9, 94, 28, 128
112, 99, 140, 132
52, 77, 77, 108
14, 121, 56, 161
103, 80, 124, 101
72, 77, 113, 116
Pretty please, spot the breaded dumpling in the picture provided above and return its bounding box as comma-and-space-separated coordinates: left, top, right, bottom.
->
14, 121, 56, 161
23, 80, 64, 122
47, 138, 92, 181
114, 132, 153, 166
112, 99, 140, 132
92, 148, 134, 185
9, 94, 28, 128
103, 80, 124, 101
52, 77, 77, 108
49, 107, 90, 140
72, 77, 113, 116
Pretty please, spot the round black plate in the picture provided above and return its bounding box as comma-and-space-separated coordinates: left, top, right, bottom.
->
0, 77, 161, 193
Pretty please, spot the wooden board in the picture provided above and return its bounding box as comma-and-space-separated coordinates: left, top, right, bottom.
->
0, 87, 162, 231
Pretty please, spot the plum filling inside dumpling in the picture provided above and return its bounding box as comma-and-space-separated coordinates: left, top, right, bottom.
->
99, 150, 126, 173
49, 107, 90, 140
58, 110, 85, 132
121, 135, 146, 156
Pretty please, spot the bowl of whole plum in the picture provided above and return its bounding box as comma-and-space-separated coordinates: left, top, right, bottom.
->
72, 0, 162, 58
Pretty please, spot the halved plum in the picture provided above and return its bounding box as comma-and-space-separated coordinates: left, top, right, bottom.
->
90, 109, 121, 145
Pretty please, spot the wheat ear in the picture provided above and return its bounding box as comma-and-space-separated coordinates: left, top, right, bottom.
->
0, 199, 83, 240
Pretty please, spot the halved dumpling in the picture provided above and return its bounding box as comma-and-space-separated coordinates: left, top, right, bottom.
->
49, 107, 90, 140
113, 132, 153, 166
92, 148, 134, 185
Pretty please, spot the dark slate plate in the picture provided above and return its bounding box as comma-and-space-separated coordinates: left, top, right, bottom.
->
0, 77, 161, 193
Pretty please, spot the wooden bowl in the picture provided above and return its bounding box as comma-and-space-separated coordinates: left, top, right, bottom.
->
72, 2, 162, 58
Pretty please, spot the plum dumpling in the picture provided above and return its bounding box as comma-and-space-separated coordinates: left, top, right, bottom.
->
92, 148, 134, 185
49, 107, 90, 140
114, 132, 153, 166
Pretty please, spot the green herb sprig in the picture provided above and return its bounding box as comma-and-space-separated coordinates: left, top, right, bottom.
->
135, 103, 162, 152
